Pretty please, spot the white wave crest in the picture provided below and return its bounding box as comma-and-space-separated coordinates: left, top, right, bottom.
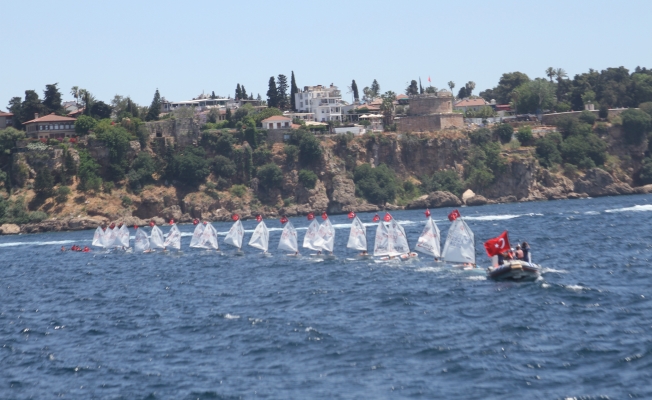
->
0, 239, 83, 248
605, 204, 652, 213
224, 313, 240, 319
565, 284, 587, 291
584, 211, 600, 215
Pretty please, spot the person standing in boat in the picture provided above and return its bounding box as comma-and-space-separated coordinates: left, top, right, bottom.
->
521, 242, 530, 262
515, 245, 524, 260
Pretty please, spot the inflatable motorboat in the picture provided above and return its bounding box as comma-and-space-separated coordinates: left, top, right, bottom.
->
487, 260, 541, 281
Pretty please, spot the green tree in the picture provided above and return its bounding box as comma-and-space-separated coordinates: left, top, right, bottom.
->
621, 108, 652, 145
277, 74, 289, 110
371, 79, 380, 98
7, 97, 23, 128
420, 169, 464, 196
448, 81, 455, 94
34, 167, 54, 197
235, 83, 242, 100
145, 89, 161, 121
516, 126, 533, 145
169, 146, 210, 187
77, 149, 102, 192
353, 163, 398, 205
21, 90, 47, 124
638, 157, 652, 184
578, 110, 597, 125
213, 155, 237, 179
561, 133, 607, 168
0, 127, 25, 155
62, 147, 77, 183
298, 169, 317, 189
266, 77, 278, 108
43, 83, 64, 114
479, 71, 530, 104
91, 101, 112, 120
545, 67, 556, 82
513, 78, 556, 113
257, 163, 283, 191
351, 79, 359, 102
535, 133, 563, 167
74, 115, 97, 135
493, 123, 514, 143
127, 152, 157, 189
406, 80, 419, 95
70, 86, 80, 106
55, 186, 71, 204
290, 71, 299, 111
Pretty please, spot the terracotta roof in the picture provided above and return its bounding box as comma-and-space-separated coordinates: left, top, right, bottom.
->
23, 113, 77, 124
0, 111, 13, 117
455, 99, 488, 107
396, 94, 408, 99
261, 115, 292, 122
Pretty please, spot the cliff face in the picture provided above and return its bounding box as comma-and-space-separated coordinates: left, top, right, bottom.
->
3, 125, 652, 235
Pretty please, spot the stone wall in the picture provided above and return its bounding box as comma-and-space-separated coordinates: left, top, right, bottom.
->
407, 95, 454, 115
540, 108, 629, 125
396, 113, 463, 133
144, 118, 200, 148
266, 129, 291, 144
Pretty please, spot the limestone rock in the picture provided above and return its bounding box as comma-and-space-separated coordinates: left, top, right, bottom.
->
67, 217, 107, 230
0, 224, 20, 235
574, 168, 634, 197
134, 195, 165, 219
160, 205, 182, 222
466, 195, 488, 206
427, 191, 463, 208
328, 175, 357, 213
406, 195, 429, 209
634, 184, 652, 194
462, 189, 475, 203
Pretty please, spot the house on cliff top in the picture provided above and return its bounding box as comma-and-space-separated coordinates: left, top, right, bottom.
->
23, 113, 77, 139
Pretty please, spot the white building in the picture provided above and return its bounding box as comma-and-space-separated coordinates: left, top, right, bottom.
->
294, 84, 344, 122
261, 115, 292, 130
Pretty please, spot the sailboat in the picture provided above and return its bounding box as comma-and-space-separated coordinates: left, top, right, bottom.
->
150, 224, 165, 251
303, 219, 323, 255
224, 218, 245, 255
278, 220, 299, 256
163, 223, 181, 251
134, 227, 150, 253
441, 212, 475, 267
117, 224, 130, 249
248, 220, 270, 256
415, 217, 441, 260
189, 222, 205, 249
373, 213, 412, 260
347, 215, 369, 258
314, 217, 335, 259
390, 218, 414, 261
103, 225, 118, 248
92, 226, 106, 248
198, 222, 219, 251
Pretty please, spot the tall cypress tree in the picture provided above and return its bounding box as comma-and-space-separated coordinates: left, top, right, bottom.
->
241, 85, 247, 100
290, 71, 299, 111
351, 80, 359, 102
145, 89, 161, 121
43, 83, 63, 114
371, 79, 380, 98
419, 78, 424, 94
235, 84, 242, 100
266, 77, 278, 108
277, 74, 289, 110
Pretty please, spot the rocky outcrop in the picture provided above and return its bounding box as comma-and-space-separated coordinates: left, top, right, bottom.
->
407, 191, 462, 209
466, 195, 488, 206
0, 224, 20, 235
574, 168, 634, 197
328, 175, 357, 213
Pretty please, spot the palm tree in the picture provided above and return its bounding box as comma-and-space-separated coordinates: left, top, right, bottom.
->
70, 86, 79, 106
448, 81, 455, 94
545, 67, 555, 82
555, 68, 568, 81
465, 81, 476, 96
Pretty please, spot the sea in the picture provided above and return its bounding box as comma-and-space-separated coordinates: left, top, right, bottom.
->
1, 194, 652, 399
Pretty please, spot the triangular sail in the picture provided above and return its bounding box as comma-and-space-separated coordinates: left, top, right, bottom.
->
415, 217, 441, 257
302, 220, 322, 251
278, 221, 298, 253
442, 218, 475, 264
248, 221, 269, 252
373, 221, 390, 256
163, 224, 181, 250
199, 223, 219, 250
103, 227, 117, 248
224, 220, 244, 249
117, 224, 130, 248
92, 227, 105, 248
134, 229, 150, 252
347, 216, 367, 251
389, 219, 410, 256
314, 218, 335, 252
150, 225, 165, 249
189, 223, 205, 248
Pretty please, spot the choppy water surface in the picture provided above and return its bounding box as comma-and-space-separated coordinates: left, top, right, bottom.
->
2, 195, 652, 399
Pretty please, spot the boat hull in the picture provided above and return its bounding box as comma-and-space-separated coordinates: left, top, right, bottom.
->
487, 261, 541, 281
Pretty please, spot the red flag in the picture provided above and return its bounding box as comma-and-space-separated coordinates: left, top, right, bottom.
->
383, 212, 392, 222
307, 212, 314, 221
321, 212, 328, 220
448, 209, 461, 222
372, 214, 380, 222
256, 214, 262, 222
134, 225, 138, 229
484, 231, 511, 257
428, 76, 431, 83
203, 221, 207, 225
232, 214, 239, 221
109, 223, 115, 229
149, 220, 155, 227
280, 216, 288, 224
348, 211, 355, 219
193, 218, 199, 225
425, 209, 431, 218
169, 220, 174, 225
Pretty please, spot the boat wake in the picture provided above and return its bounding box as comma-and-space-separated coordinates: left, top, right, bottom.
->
605, 204, 652, 213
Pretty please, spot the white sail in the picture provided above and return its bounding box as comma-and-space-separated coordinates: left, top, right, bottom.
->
278, 221, 298, 253
373, 221, 390, 256
303, 220, 322, 251
163, 224, 181, 250
189, 223, 205, 248
442, 218, 475, 264
199, 223, 219, 250
92, 226, 105, 248
117, 224, 130, 248
103, 227, 117, 248
389, 219, 410, 256
415, 217, 441, 257
314, 218, 335, 253
224, 220, 244, 249
150, 225, 165, 249
248, 221, 269, 252
346, 216, 367, 251
134, 228, 150, 252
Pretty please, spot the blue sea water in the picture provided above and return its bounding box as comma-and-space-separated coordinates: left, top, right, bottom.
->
1, 195, 652, 399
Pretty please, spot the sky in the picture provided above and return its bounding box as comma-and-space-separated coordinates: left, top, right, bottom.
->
2, 0, 652, 108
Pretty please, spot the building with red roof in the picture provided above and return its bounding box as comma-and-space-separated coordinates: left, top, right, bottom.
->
0, 111, 14, 129
23, 113, 77, 139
